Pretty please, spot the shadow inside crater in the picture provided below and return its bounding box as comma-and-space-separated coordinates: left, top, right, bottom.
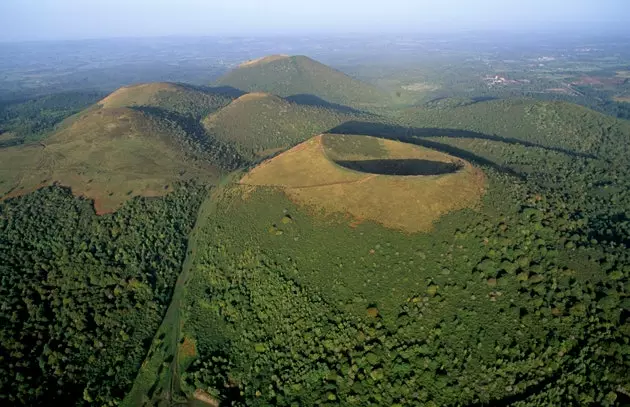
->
335, 159, 463, 176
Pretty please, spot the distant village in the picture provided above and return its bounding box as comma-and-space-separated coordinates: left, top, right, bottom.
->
483, 75, 529, 86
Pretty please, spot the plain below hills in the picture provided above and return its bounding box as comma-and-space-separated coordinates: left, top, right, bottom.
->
216, 55, 390, 110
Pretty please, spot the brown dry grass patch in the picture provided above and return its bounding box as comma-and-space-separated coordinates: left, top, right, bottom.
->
192, 389, 219, 407
233, 92, 274, 103
240, 134, 486, 233
99, 82, 182, 108
0, 131, 17, 142
613, 95, 630, 103
402, 82, 440, 92
180, 336, 197, 359
0, 107, 219, 213
238, 54, 289, 68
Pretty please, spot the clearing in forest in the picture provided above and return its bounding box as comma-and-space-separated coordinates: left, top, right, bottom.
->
240, 134, 486, 232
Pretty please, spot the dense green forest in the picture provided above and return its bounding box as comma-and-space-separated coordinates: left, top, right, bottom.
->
0, 184, 204, 405
174, 170, 630, 406
137, 106, 247, 171
399, 99, 630, 241
0, 91, 105, 146
157, 98, 630, 406
2, 51, 630, 407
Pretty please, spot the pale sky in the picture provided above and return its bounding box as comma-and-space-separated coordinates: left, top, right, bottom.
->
1, 0, 628, 42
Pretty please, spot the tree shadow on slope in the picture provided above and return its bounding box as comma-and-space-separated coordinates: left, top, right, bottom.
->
0, 138, 23, 148
131, 106, 246, 170
285, 94, 369, 115
329, 121, 594, 159
325, 121, 523, 179
335, 159, 463, 176
175, 83, 247, 99
424, 96, 498, 107
325, 121, 598, 179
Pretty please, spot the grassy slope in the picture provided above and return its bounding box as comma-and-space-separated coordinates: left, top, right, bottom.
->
0, 106, 221, 213
202, 92, 361, 158
216, 55, 390, 109
99, 82, 236, 119
0, 82, 249, 212
241, 134, 485, 232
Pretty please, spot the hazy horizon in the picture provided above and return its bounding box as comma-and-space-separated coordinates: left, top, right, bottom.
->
1, 0, 629, 42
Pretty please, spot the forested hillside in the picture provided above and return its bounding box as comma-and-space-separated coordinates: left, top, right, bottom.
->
216, 55, 389, 109
147, 98, 630, 406
1, 54, 630, 407
399, 99, 630, 246
98, 82, 239, 119
0, 91, 105, 146
402, 98, 630, 159
176, 175, 630, 406
0, 184, 204, 406
202, 93, 366, 159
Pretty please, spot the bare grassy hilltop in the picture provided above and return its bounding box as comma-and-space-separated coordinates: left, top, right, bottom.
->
0, 106, 220, 213
98, 81, 238, 118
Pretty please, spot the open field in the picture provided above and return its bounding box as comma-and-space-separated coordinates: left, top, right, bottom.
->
241, 134, 485, 232
401, 81, 440, 92
0, 131, 16, 141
